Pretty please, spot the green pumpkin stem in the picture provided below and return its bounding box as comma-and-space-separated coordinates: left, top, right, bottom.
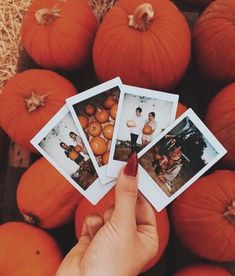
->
128, 3, 154, 31
224, 200, 235, 225
35, 7, 61, 25
88, 0, 117, 23
25, 91, 49, 112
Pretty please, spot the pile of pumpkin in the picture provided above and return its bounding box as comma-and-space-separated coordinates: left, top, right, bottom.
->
0, 0, 235, 275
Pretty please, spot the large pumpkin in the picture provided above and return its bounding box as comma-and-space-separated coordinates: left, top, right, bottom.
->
173, 264, 231, 276
75, 187, 170, 272
205, 83, 235, 168
193, 0, 235, 84
93, 0, 191, 91
17, 157, 82, 229
0, 69, 76, 152
21, 0, 98, 70
171, 170, 235, 261
0, 222, 62, 276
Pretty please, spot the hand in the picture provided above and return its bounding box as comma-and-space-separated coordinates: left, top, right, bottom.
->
56, 153, 159, 276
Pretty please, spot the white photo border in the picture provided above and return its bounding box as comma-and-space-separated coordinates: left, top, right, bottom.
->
107, 84, 179, 179
137, 108, 227, 211
30, 105, 115, 205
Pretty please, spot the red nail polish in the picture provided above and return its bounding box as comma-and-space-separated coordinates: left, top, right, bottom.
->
124, 152, 138, 177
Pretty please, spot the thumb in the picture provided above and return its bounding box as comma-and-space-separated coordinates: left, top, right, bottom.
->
112, 152, 139, 228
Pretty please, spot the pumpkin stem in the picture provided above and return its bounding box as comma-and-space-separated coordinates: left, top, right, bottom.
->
224, 200, 235, 225
35, 7, 61, 25
88, 0, 117, 23
25, 91, 49, 112
128, 3, 154, 31
22, 212, 40, 226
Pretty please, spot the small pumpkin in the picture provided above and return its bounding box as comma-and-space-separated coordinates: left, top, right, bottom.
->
103, 95, 117, 109
0, 69, 76, 152
75, 188, 170, 272
171, 170, 235, 261
90, 136, 108, 156
110, 103, 118, 119
95, 108, 109, 123
193, 0, 235, 84
142, 125, 153, 135
126, 120, 136, 127
102, 124, 114, 140
0, 222, 62, 276
21, 0, 99, 70
173, 264, 232, 276
68, 150, 79, 160
93, 0, 191, 90
75, 144, 82, 152
17, 157, 82, 229
87, 121, 102, 137
84, 104, 96, 116
78, 115, 89, 129
205, 83, 235, 168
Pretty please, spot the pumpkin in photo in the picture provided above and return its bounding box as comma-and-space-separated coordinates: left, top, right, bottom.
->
95, 108, 109, 123
84, 104, 96, 116
142, 125, 153, 135
17, 157, 82, 229
21, 0, 98, 71
0, 222, 62, 276
103, 124, 114, 140
205, 83, 235, 168
181, 0, 214, 8
87, 121, 102, 137
68, 150, 79, 160
176, 102, 187, 118
93, 0, 191, 91
171, 170, 235, 261
78, 115, 89, 129
193, 0, 235, 84
75, 188, 170, 272
75, 144, 82, 152
101, 151, 110, 165
103, 95, 117, 109
90, 136, 108, 156
110, 103, 118, 119
126, 120, 136, 127
173, 264, 232, 276
0, 69, 76, 152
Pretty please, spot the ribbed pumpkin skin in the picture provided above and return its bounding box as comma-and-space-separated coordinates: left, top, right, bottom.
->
193, 0, 235, 84
205, 83, 235, 168
0, 69, 76, 152
181, 0, 214, 8
0, 222, 62, 276
75, 187, 170, 272
17, 157, 83, 229
93, 0, 191, 91
171, 170, 235, 261
22, 0, 98, 70
173, 264, 232, 276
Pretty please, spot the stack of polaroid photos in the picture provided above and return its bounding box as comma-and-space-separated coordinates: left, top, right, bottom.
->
31, 77, 226, 211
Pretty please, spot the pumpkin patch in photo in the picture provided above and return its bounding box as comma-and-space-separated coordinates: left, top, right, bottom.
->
0, 222, 62, 276
93, 0, 191, 91
171, 170, 235, 261
17, 157, 82, 229
173, 264, 231, 276
0, 69, 76, 152
193, 0, 235, 84
75, 188, 170, 272
90, 136, 108, 156
21, 0, 99, 71
87, 121, 102, 137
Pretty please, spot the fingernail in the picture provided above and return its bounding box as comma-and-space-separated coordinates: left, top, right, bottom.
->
124, 152, 138, 177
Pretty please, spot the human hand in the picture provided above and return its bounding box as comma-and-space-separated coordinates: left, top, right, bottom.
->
56, 153, 159, 276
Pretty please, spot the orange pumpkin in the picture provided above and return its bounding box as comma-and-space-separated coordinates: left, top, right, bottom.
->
193, 0, 235, 84
103, 95, 117, 109
93, 0, 191, 90
21, 0, 98, 70
75, 144, 82, 152
181, 0, 214, 7
176, 102, 187, 118
87, 121, 102, 137
17, 157, 82, 229
84, 104, 96, 115
171, 170, 235, 261
173, 264, 231, 276
0, 69, 76, 152
75, 188, 170, 272
103, 124, 114, 140
110, 103, 118, 119
78, 115, 89, 129
142, 125, 153, 135
90, 136, 108, 156
0, 222, 62, 276
205, 83, 235, 167
68, 150, 79, 160
95, 109, 109, 123
101, 151, 110, 165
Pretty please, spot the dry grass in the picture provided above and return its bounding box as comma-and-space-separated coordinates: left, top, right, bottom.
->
0, 0, 32, 92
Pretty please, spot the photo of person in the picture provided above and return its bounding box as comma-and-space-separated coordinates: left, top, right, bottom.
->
69, 131, 87, 154
139, 116, 220, 197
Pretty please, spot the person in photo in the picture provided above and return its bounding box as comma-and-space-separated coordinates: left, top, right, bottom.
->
142, 112, 157, 146
126, 107, 145, 153
69, 131, 87, 154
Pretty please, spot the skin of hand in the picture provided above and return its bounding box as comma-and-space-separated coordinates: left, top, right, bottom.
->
56, 153, 159, 276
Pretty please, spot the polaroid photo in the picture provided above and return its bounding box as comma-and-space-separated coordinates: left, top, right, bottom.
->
107, 84, 179, 178
30, 105, 115, 205
66, 77, 122, 184
137, 108, 227, 211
